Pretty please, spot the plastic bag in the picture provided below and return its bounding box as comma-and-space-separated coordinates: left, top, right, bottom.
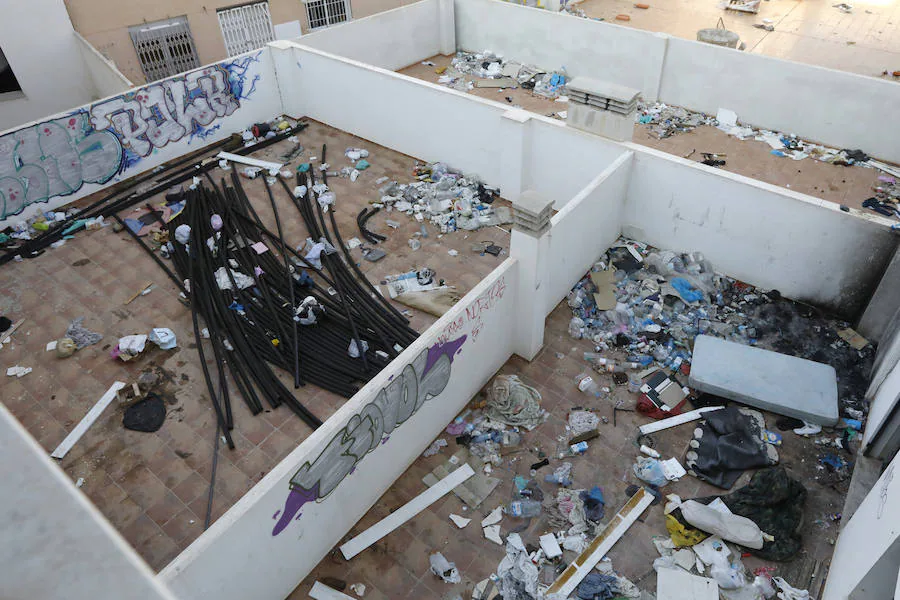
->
633, 457, 668, 487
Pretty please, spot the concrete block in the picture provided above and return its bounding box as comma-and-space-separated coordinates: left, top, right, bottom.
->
689, 335, 839, 426
567, 103, 634, 141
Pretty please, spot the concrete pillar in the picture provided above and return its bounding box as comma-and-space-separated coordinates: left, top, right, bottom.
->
510, 190, 554, 361
498, 109, 532, 203
0, 404, 177, 600
544, 0, 562, 11
438, 0, 456, 55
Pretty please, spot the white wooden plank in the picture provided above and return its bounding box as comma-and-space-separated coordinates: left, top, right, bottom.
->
309, 581, 355, 600
216, 151, 283, 172
339, 463, 475, 560
51, 382, 126, 459
638, 406, 724, 435
547, 487, 654, 596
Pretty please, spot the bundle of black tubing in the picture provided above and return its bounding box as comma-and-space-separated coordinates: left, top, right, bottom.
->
0, 122, 309, 266
152, 170, 418, 449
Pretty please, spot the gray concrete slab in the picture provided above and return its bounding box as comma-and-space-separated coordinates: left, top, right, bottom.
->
689, 335, 839, 426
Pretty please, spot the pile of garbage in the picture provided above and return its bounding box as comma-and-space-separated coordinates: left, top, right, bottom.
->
567, 240, 770, 370
567, 238, 874, 419
637, 101, 716, 139
439, 50, 569, 99
372, 161, 512, 233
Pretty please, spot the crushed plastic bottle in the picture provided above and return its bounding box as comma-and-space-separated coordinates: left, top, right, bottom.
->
507, 499, 542, 518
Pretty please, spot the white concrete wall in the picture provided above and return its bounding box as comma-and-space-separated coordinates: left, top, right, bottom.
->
0, 0, 97, 131
160, 259, 519, 600
0, 47, 281, 227
449, 0, 900, 164
454, 0, 667, 101
622, 145, 897, 319
660, 37, 900, 164
545, 150, 632, 316
75, 32, 133, 98
528, 119, 629, 209
287, 44, 527, 201
0, 404, 178, 600
823, 449, 900, 599
864, 359, 900, 455
300, 0, 451, 70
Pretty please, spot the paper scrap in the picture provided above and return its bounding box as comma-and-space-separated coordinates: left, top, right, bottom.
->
45, 340, 58, 352
540, 533, 563, 558
483, 524, 503, 545
837, 327, 869, 350
449, 514, 471, 529
6, 365, 32, 377
251, 241, 269, 254
590, 269, 618, 310
481, 506, 503, 527
661, 457, 687, 481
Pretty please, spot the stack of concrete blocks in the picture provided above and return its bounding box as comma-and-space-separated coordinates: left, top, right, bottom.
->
566, 77, 640, 142
513, 190, 554, 237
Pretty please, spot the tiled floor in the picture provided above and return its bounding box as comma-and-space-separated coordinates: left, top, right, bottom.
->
290, 301, 850, 599
573, 0, 900, 79
401, 54, 889, 212
0, 120, 509, 572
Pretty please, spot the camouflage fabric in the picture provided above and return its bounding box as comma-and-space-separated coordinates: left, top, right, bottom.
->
696, 466, 807, 561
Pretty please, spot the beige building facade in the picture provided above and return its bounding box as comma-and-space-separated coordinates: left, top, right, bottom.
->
64, 0, 414, 84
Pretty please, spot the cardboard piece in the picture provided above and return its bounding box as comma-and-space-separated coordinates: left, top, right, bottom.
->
590, 269, 617, 310
657, 568, 718, 600
423, 450, 500, 508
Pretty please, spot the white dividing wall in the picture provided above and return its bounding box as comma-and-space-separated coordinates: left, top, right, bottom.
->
160, 260, 519, 600
622, 146, 897, 319
0, 404, 177, 600
287, 44, 527, 200
448, 0, 900, 164
75, 32, 133, 98
528, 119, 629, 209
0, 0, 97, 131
544, 151, 632, 316
823, 450, 900, 599
454, 0, 667, 101
300, 0, 452, 70
0, 47, 281, 227
660, 38, 900, 164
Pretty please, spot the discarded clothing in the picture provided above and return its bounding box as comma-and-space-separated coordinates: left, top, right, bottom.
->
484, 375, 546, 430
685, 406, 778, 489
576, 572, 620, 599
123, 394, 167, 432
65, 317, 103, 349
679, 499, 764, 549
695, 467, 807, 561
579, 486, 605, 522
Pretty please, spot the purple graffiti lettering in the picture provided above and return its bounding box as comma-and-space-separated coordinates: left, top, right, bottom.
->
424, 335, 467, 376
272, 483, 319, 536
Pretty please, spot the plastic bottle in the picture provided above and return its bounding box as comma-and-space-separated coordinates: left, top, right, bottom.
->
628, 373, 643, 393
507, 499, 542, 518
570, 441, 589, 455
575, 373, 606, 398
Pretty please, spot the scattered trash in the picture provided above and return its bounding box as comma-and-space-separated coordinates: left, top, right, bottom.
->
834, 2, 853, 12
423, 438, 448, 457
348, 583, 366, 597
449, 513, 471, 528
6, 365, 31, 377
429, 552, 461, 584
65, 317, 103, 349
123, 393, 167, 432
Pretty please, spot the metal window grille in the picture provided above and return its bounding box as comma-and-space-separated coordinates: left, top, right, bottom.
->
217, 2, 275, 57
306, 0, 351, 30
129, 16, 201, 82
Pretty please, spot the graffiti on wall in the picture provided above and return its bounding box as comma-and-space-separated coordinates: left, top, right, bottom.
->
437, 276, 507, 344
0, 52, 262, 220
271, 335, 468, 536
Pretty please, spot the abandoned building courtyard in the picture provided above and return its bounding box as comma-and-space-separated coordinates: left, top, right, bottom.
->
3, 1, 900, 599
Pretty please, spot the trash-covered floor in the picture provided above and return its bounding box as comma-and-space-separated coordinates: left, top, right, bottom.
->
0, 120, 510, 572
400, 54, 897, 214
290, 240, 871, 599
570, 0, 900, 79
